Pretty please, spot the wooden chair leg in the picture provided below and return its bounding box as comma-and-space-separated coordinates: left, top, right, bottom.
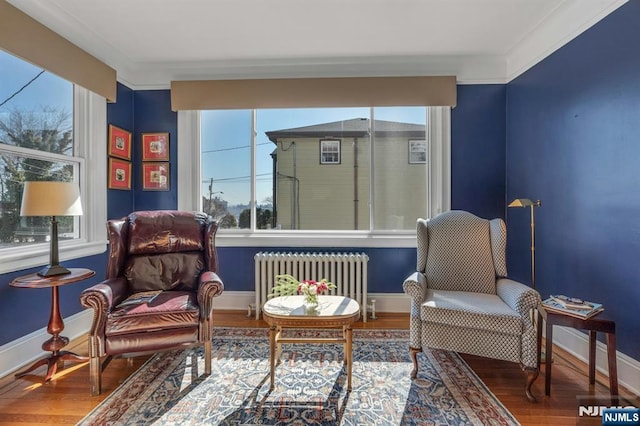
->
89, 356, 101, 396
409, 347, 421, 379
524, 366, 539, 403
204, 340, 212, 375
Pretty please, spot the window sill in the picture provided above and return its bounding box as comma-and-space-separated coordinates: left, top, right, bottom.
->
0, 240, 108, 275
215, 231, 417, 248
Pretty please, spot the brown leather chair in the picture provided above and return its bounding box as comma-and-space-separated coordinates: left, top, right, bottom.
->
80, 210, 224, 395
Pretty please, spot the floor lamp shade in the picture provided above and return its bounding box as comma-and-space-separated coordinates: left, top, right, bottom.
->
20, 181, 83, 276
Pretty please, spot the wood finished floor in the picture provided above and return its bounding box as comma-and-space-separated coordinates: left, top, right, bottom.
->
0, 311, 636, 425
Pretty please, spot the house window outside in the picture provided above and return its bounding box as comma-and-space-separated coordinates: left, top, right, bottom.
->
320, 139, 340, 164
0, 49, 107, 273
196, 107, 443, 234
409, 139, 427, 164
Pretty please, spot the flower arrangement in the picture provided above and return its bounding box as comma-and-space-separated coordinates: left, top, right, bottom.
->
269, 274, 336, 306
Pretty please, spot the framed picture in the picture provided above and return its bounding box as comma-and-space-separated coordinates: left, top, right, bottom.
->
141, 132, 170, 161
142, 162, 170, 191
108, 125, 132, 160
108, 158, 132, 190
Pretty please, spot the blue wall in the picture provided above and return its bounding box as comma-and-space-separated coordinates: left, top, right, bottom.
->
452, 84, 507, 220
506, 0, 640, 359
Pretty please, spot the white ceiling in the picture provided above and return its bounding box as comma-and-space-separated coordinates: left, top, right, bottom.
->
8, 0, 627, 89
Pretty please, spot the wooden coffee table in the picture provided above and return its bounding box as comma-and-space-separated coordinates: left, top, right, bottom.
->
262, 295, 360, 391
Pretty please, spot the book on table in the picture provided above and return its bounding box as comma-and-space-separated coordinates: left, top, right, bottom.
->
541, 295, 604, 319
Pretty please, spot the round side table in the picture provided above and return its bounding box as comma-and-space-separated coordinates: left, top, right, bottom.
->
10, 268, 96, 382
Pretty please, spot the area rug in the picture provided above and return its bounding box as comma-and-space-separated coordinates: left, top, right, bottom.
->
79, 328, 518, 425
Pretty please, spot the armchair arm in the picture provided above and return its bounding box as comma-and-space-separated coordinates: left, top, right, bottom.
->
403, 272, 428, 350
79, 277, 129, 314
403, 271, 428, 303
198, 271, 224, 342
496, 278, 541, 320
79, 277, 128, 357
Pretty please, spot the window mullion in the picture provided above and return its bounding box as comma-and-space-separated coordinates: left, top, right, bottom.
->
368, 107, 374, 232
251, 109, 257, 231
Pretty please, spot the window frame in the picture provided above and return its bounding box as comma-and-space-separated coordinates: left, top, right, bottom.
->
319, 139, 341, 165
0, 86, 108, 274
178, 107, 450, 248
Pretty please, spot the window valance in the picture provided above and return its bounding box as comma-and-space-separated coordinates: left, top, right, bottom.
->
0, 0, 117, 101
171, 76, 456, 111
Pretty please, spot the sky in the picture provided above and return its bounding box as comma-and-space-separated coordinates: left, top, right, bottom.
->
0, 50, 72, 114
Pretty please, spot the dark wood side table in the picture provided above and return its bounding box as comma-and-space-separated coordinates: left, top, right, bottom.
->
10, 268, 96, 382
537, 306, 618, 397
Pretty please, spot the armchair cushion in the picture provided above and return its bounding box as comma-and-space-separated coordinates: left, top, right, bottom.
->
106, 290, 200, 337
423, 212, 496, 294
128, 211, 205, 255
421, 289, 522, 335
125, 252, 204, 292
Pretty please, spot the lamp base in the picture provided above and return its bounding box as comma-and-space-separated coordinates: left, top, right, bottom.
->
38, 264, 71, 277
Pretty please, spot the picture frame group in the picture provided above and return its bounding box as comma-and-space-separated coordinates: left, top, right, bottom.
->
107, 126, 171, 191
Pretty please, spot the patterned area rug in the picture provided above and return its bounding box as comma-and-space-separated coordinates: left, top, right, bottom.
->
79, 328, 518, 425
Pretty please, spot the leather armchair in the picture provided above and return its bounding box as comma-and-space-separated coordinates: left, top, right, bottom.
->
403, 210, 541, 401
80, 210, 224, 395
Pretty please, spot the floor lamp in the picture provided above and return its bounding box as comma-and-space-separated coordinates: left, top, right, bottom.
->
20, 181, 83, 277
508, 198, 541, 290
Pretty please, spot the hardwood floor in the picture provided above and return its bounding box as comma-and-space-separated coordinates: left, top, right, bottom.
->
0, 311, 635, 425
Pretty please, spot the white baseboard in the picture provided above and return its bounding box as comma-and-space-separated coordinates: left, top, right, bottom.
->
2, 292, 638, 398
0, 309, 93, 379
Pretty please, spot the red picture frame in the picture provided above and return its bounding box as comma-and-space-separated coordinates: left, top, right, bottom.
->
142, 162, 170, 191
108, 125, 132, 160
141, 133, 169, 161
108, 158, 131, 190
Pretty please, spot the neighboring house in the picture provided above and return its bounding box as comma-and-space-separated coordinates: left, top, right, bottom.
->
266, 118, 426, 231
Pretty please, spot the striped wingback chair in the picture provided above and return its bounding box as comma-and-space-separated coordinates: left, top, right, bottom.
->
403, 210, 541, 402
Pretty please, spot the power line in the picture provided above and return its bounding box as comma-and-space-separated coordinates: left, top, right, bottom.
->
0, 70, 46, 108
202, 141, 272, 154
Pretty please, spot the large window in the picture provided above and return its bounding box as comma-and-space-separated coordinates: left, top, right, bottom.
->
0, 49, 107, 273
190, 106, 449, 237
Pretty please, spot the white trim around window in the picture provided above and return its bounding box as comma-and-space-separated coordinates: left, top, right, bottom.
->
177, 107, 451, 248
0, 87, 108, 274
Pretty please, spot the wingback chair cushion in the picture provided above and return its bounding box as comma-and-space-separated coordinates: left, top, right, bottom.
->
125, 253, 204, 292
124, 211, 208, 292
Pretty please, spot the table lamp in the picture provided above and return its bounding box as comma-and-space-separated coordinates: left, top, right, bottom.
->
508, 198, 541, 289
20, 181, 83, 277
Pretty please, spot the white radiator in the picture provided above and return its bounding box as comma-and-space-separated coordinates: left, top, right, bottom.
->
252, 252, 373, 322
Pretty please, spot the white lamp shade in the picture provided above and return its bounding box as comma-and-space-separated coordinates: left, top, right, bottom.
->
20, 181, 83, 217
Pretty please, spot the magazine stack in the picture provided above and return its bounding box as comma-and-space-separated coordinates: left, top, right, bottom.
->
541, 295, 604, 319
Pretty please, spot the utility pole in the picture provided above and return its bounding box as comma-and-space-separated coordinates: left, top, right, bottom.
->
208, 177, 213, 215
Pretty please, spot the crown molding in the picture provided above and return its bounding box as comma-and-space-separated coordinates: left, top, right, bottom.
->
505, 0, 628, 82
